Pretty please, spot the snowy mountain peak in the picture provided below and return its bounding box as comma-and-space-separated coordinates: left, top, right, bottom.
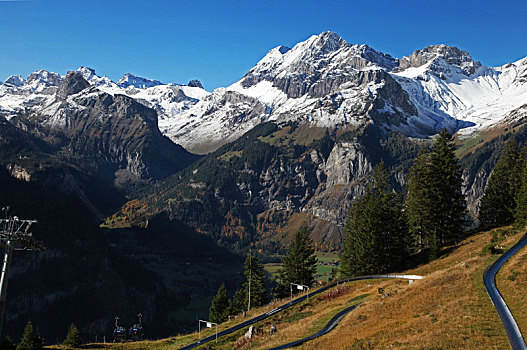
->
396, 44, 482, 77
305, 31, 347, 54
187, 79, 203, 89
26, 70, 63, 87
2, 75, 25, 88
76, 66, 97, 80
277, 45, 291, 55
76, 66, 117, 89
117, 73, 163, 89
58, 71, 91, 98
237, 31, 397, 99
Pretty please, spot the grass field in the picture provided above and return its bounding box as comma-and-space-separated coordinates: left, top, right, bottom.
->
50, 225, 526, 349
264, 252, 339, 283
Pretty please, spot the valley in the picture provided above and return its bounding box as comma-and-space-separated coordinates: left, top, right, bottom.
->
1, 29, 526, 347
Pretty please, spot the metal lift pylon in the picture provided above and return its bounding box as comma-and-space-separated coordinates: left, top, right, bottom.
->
0, 206, 43, 340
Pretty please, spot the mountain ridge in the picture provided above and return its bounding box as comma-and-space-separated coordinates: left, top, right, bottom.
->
2, 32, 525, 155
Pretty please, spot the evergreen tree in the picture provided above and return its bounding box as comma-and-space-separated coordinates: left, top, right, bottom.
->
340, 162, 408, 278
480, 140, 523, 227
428, 129, 467, 246
406, 149, 431, 251
242, 255, 267, 310
17, 321, 42, 350
231, 288, 246, 315
279, 224, 318, 289
515, 161, 527, 221
406, 129, 467, 259
208, 283, 231, 323
62, 323, 81, 348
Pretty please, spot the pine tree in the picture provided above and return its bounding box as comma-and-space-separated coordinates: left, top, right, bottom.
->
340, 162, 408, 278
279, 224, 318, 289
480, 140, 523, 227
17, 320, 42, 350
208, 283, 231, 323
515, 162, 527, 221
406, 149, 431, 251
231, 288, 246, 315
242, 255, 267, 310
428, 129, 467, 246
62, 323, 81, 348
406, 129, 467, 259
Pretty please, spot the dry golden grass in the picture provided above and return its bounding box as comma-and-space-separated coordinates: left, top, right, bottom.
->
496, 233, 527, 340
300, 228, 524, 350
54, 226, 526, 350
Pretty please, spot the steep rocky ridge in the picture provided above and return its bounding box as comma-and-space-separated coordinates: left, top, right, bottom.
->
2, 33, 526, 158
163, 32, 459, 154
0, 72, 198, 215
111, 122, 421, 253
395, 44, 482, 76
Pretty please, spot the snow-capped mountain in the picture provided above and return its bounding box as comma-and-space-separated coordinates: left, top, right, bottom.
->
156, 32, 527, 153
0, 66, 210, 126
1, 31, 526, 154
392, 46, 527, 138
117, 73, 163, 89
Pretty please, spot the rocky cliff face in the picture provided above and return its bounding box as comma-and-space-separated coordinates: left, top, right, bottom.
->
239, 31, 398, 98
115, 122, 417, 252
396, 45, 482, 77
160, 31, 521, 155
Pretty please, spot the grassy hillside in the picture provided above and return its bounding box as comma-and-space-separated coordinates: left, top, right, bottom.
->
49, 225, 526, 349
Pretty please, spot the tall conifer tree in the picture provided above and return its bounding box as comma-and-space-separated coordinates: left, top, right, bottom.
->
17, 321, 42, 350
340, 162, 408, 278
428, 129, 467, 246
209, 283, 231, 323
242, 254, 267, 309
406, 149, 432, 251
480, 140, 523, 227
406, 129, 466, 259
279, 224, 318, 288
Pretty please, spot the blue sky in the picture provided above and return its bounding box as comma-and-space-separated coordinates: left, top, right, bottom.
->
1, 0, 526, 90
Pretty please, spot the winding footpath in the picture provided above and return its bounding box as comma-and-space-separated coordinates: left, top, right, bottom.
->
483, 234, 527, 350
177, 274, 423, 350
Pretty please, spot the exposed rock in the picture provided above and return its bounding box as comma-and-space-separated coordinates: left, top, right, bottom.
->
57, 71, 90, 98
2, 75, 25, 88
6, 163, 31, 181
396, 45, 482, 76
324, 142, 371, 188
117, 73, 162, 88
188, 79, 203, 88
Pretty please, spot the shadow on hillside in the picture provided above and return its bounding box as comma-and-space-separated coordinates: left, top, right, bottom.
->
404, 246, 458, 270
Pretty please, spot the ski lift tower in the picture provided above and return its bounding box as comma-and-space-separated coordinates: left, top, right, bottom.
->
0, 206, 43, 339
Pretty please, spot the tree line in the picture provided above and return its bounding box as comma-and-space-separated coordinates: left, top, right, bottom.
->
479, 139, 527, 227
209, 128, 524, 323
0, 320, 80, 350
340, 128, 467, 277
209, 224, 317, 323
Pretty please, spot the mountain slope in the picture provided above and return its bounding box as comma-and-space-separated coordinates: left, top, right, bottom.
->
392, 46, 527, 138
1, 71, 199, 215
157, 32, 527, 154
0, 170, 173, 341
75, 226, 525, 349
109, 121, 421, 252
